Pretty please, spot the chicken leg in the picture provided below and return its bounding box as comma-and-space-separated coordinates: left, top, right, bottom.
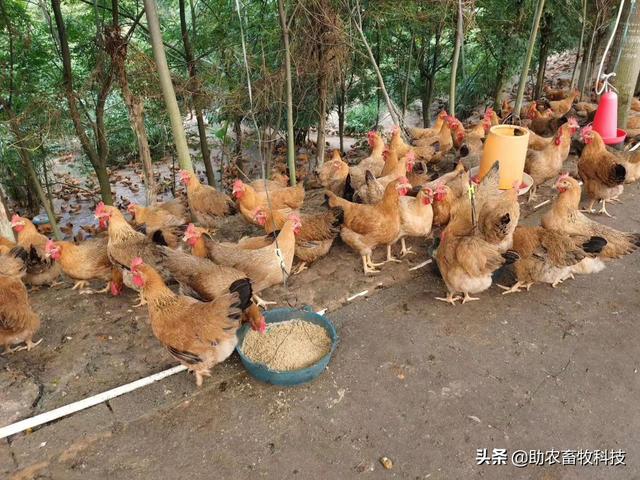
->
2, 338, 43, 355
435, 292, 461, 305
132, 292, 147, 308
385, 245, 402, 263
253, 294, 276, 309
461, 292, 479, 304
598, 200, 614, 218
362, 256, 380, 274
72, 280, 89, 290
498, 282, 531, 294
400, 238, 415, 257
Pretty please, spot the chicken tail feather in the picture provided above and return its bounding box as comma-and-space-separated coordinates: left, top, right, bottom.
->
501, 249, 520, 265
582, 236, 607, 254
229, 278, 253, 311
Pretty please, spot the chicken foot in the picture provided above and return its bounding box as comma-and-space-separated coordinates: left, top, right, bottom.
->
72, 280, 90, 290
132, 292, 147, 308
498, 282, 532, 294
1, 338, 43, 355
400, 239, 415, 257
435, 292, 462, 305
361, 256, 380, 275
385, 245, 402, 263
293, 262, 308, 275
253, 294, 276, 309
461, 292, 480, 304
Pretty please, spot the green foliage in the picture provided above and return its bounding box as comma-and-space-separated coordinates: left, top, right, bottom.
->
346, 100, 379, 134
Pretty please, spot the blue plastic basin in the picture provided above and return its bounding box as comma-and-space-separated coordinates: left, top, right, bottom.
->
236, 306, 339, 386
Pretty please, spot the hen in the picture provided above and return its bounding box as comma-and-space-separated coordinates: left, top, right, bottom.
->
355, 151, 415, 204
524, 118, 579, 200
318, 149, 350, 195
577, 126, 626, 217
326, 178, 410, 274
45, 238, 123, 295
349, 131, 386, 190
128, 199, 189, 248
396, 186, 434, 257
542, 174, 640, 270
253, 206, 340, 272
406, 110, 448, 141
548, 89, 579, 118
0, 247, 41, 353
189, 215, 301, 306
233, 179, 305, 225
499, 226, 607, 293
11, 214, 62, 286
132, 258, 252, 386
180, 170, 234, 227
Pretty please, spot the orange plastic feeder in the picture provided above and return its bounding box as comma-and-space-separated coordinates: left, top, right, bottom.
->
592, 91, 627, 145
478, 125, 530, 190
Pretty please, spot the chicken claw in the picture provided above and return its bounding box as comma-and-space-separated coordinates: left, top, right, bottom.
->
597, 200, 614, 218
366, 255, 385, 268
461, 292, 479, 304
361, 256, 380, 274
72, 280, 89, 290
253, 294, 276, 309
435, 293, 461, 305
132, 292, 147, 308
2, 338, 43, 355
293, 262, 308, 275
95, 283, 111, 294
400, 239, 415, 257
385, 245, 402, 263
498, 282, 524, 294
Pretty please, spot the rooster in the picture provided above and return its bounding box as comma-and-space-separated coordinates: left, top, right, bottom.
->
132, 258, 253, 387
578, 126, 626, 217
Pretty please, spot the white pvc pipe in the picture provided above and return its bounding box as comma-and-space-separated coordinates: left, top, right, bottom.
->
0, 365, 187, 439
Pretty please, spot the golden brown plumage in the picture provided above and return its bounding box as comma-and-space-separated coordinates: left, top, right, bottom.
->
548, 89, 579, 117
406, 110, 448, 141
318, 150, 350, 195
133, 260, 251, 386
542, 175, 640, 262
10, 215, 62, 286
0, 247, 41, 353
180, 170, 234, 228
232, 179, 305, 225
327, 178, 409, 274
45, 237, 122, 294
355, 152, 415, 204
128, 199, 189, 248
349, 131, 386, 190
396, 187, 434, 256
577, 127, 626, 216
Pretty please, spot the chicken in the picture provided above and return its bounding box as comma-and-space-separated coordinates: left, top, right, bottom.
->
577, 126, 626, 217
574, 101, 598, 118
434, 205, 519, 305
253, 206, 340, 272
524, 118, 579, 200
457, 111, 492, 168
326, 178, 410, 274
250, 173, 289, 192
411, 117, 455, 163
45, 238, 123, 295
430, 164, 470, 228
318, 149, 350, 195
395, 186, 434, 257
128, 199, 189, 248
614, 148, 640, 183
131, 258, 252, 386
232, 179, 305, 225
528, 107, 558, 135
548, 89, 579, 118
0, 235, 15, 253
0, 247, 41, 353
188, 215, 301, 306
180, 170, 234, 228
355, 151, 415, 204
500, 99, 513, 119
406, 110, 448, 141
632, 97, 640, 112
498, 226, 607, 293
10, 214, 62, 286
349, 131, 386, 190
157, 247, 265, 332
527, 130, 554, 150
543, 85, 568, 101
542, 174, 640, 270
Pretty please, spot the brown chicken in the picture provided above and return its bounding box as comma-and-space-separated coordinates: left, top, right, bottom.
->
349, 131, 386, 190
187, 215, 301, 306
128, 199, 189, 248
250, 173, 289, 192
11, 214, 62, 286
396, 186, 434, 257
180, 170, 234, 227
411, 118, 454, 163
232, 179, 305, 225
253, 206, 340, 272
318, 150, 350, 195
615, 148, 640, 183
430, 164, 470, 228
355, 151, 415, 204
543, 85, 568, 101
0, 247, 41, 353
632, 97, 640, 112
0, 235, 15, 253
577, 126, 626, 217
434, 205, 518, 305
132, 258, 252, 386
498, 226, 607, 293
406, 110, 448, 141
326, 178, 410, 274
158, 247, 265, 332
524, 118, 579, 200
548, 89, 579, 118
45, 238, 123, 295
542, 174, 640, 270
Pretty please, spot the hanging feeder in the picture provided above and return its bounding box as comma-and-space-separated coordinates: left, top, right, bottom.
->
478, 125, 530, 190
592, 90, 627, 145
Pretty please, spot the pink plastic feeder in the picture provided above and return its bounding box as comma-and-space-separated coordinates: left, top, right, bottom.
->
592, 91, 627, 145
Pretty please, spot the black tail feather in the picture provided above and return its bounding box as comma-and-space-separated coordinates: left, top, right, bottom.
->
9, 246, 28, 263
613, 164, 626, 184
151, 229, 169, 246
502, 250, 520, 265
582, 236, 607, 254
343, 173, 355, 201
229, 278, 253, 311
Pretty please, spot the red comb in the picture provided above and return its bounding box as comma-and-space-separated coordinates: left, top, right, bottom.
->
95, 202, 105, 214
131, 257, 144, 269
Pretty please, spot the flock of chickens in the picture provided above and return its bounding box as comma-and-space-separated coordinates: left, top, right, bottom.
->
1, 85, 640, 386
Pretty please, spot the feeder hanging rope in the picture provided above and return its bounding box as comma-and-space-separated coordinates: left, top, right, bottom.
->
594, 0, 626, 95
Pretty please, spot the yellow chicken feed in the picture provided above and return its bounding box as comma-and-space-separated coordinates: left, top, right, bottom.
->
242, 320, 332, 371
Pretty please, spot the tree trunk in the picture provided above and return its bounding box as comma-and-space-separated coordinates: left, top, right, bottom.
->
449, 0, 464, 117
534, 13, 552, 99
0, 186, 13, 242
144, 0, 193, 172
607, 0, 633, 73
513, 0, 546, 119
179, 0, 214, 186
579, 10, 599, 99
233, 117, 243, 172
614, 0, 640, 128
51, 0, 113, 204
570, 0, 588, 90
493, 58, 507, 109
277, 0, 297, 185
337, 74, 346, 153
402, 33, 415, 117
6, 110, 62, 239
